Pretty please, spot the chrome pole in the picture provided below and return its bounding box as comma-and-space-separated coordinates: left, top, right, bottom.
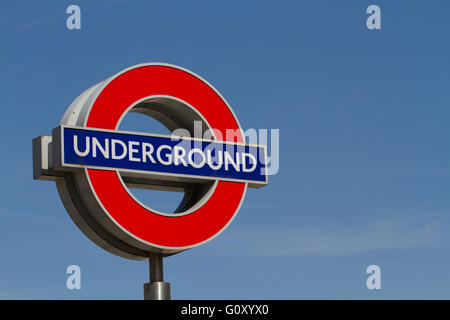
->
143, 253, 171, 300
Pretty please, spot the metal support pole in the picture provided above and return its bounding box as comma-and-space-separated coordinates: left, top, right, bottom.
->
143, 253, 171, 300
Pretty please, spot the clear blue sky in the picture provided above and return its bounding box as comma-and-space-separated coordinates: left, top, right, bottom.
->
1, 0, 450, 299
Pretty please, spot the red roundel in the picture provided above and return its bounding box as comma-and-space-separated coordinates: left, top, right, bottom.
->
84, 65, 246, 249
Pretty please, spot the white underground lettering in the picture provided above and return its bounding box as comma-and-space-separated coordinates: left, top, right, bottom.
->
72, 135, 258, 173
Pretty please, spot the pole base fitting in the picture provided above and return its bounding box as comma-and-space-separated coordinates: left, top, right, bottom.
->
144, 282, 171, 300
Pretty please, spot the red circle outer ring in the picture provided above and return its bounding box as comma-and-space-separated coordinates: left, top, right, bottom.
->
84, 65, 246, 249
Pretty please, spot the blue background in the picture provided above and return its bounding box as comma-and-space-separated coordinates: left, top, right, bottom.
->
1, 0, 450, 299
63, 127, 266, 183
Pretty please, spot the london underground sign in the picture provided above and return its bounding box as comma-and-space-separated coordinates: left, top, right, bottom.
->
33, 64, 268, 294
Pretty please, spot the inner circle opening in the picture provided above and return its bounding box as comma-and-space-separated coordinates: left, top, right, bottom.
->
116, 96, 217, 217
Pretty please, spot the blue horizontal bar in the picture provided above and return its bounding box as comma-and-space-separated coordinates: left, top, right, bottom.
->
61, 127, 267, 184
